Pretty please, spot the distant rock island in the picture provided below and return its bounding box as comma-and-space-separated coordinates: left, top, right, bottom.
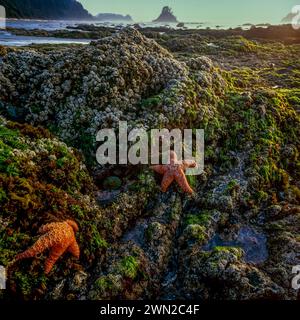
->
0, 0, 92, 19
153, 6, 178, 23
282, 12, 297, 23
95, 13, 133, 22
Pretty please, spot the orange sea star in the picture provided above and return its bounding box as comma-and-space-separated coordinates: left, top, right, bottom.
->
150, 151, 197, 194
16, 220, 80, 274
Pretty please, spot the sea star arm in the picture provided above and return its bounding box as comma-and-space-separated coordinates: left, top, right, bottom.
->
183, 160, 197, 170
67, 240, 80, 259
66, 220, 79, 232
170, 151, 178, 164
174, 169, 194, 194
161, 171, 175, 192
44, 245, 68, 274
150, 165, 168, 175
16, 235, 50, 260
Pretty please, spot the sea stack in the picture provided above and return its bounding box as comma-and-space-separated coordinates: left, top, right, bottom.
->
153, 6, 178, 23
281, 12, 298, 23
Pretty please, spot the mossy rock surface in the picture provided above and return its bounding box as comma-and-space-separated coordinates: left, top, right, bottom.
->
0, 118, 109, 298
0, 118, 157, 299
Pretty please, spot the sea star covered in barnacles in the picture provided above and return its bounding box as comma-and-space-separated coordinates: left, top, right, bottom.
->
150, 151, 197, 194
16, 220, 80, 274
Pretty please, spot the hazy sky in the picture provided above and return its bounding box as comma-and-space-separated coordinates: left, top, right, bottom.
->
79, 0, 298, 24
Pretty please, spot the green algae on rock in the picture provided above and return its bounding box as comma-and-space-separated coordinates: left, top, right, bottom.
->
0, 117, 102, 297
0, 116, 162, 299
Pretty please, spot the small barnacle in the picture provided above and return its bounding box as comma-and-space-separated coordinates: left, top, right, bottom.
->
49, 154, 57, 161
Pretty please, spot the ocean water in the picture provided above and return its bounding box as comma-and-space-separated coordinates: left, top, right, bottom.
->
0, 19, 266, 46
4, 19, 229, 31
0, 31, 91, 46
0, 19, 100, 46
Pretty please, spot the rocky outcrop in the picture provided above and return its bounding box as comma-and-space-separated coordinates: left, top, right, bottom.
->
282, 12, 298, 23
0, 28, 299, 301
88, 193, 182, 299
0, 29, 189, 164
96, 13, 133, 22
153, 6, 178, 23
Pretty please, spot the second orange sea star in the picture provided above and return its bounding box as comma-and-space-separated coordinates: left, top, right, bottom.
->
150, 151, 197, 194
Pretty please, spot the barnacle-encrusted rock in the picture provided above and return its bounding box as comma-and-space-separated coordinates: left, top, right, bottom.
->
178, 246, 285, 299
88, 192, 182, 300
0, 29, 192, 161
0, 29, 226, 165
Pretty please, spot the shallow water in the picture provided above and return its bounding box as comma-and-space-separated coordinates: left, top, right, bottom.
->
121, 219, 149, 246
0, 19, 277, 46
203, 226, 268, 264
0, 31, 91, 46
0, 19, 273, 46
3, 19, 226, 31
5, 19, 127, 31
